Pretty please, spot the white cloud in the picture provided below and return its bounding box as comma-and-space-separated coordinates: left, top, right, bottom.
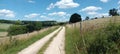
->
48, 12, 67, 16
47, 0, 79, 10
87, 12, 98, 15
40, 15, 47, 18
0, 9, 15, 18
48, 11, 70, 22
100, 0, 109, 3
28, 0, 35, 3
94, 13, 108, 17
100, 13, 108, 17
80, 6, 102, 12
40, 15, 53, 20
88, 12, 108, 17
47, 3, 55, 10
118, 0, 120, 4
24, 13, 40, 18
80, 6, 108, 17
80, 6, 102, 17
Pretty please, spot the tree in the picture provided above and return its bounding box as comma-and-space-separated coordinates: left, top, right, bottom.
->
34, 21, 42, 31
26, 23, 35, 32
26, 21, 42, 32
15, 20, 23, 25
109, 8, 119, 16
69, 13, 82, 23
94, 17, 98, 19
102, 16, 104, 18
8, 25, 27, 36
85, 16, 89, 20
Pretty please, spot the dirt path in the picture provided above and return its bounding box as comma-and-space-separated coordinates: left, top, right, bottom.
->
44, 27, 65, 54
18, 27, 62, 54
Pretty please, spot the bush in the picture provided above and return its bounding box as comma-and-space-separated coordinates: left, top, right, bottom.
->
8, 25, 27, 36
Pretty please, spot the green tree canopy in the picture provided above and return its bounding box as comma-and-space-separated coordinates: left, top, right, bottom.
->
109, 8, 119, 16
69, 13, 82, 23
85, 16, 89, 20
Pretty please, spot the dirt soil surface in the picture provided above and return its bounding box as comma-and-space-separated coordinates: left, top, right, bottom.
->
44, 27, 65, 54
18, 27, 61, 54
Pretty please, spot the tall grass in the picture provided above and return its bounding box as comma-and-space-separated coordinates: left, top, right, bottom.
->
65, 17, 120, 54
0, 26, 59, 54
65, 26, 83, 54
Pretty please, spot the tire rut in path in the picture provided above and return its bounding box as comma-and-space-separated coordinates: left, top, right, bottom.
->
18, 27, 62, 54
44, 26, 65, 54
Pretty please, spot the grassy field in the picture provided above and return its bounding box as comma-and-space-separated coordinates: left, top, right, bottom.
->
65, 16, 120, 54
0, 23, 12, 32
0, 26, 59, 54
0, 23, 12, 36
0, 32, 8, 37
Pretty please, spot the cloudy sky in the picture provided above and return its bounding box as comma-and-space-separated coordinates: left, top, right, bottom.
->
0, 0, 119, 21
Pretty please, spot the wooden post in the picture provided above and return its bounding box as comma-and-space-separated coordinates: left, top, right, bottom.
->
9, 35, 12, 42
80, 21, 87, 54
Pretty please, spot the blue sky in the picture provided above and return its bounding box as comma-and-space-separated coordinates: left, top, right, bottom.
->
0, 0, 119, 21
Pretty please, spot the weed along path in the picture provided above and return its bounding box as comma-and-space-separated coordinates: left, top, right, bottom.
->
18, 27, 62, 54
44, 27, 65, 54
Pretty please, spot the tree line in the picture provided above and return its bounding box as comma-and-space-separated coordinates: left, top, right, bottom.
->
1, 20, 58, 36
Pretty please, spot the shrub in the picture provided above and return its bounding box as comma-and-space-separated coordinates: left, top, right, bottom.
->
8, 25, 27, 36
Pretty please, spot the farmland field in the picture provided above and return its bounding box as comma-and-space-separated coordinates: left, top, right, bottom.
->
0, 32, 8, 36
0, 23, 12, 36
0, 23, 12, 32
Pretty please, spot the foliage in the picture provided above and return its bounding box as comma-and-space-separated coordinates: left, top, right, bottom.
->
41, 21, 57, 27
85, 16, 89, 20
34, 21, 42, 30
94, 17, 98, 19
14, 20, 23, 25
109, 8, 119, 16
8, 25, 27, 36
26, 21, 42, 32
69, 13, 82, 23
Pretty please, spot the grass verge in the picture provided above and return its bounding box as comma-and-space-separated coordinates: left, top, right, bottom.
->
37, 27, 62, 54
0, 26, 59, 54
